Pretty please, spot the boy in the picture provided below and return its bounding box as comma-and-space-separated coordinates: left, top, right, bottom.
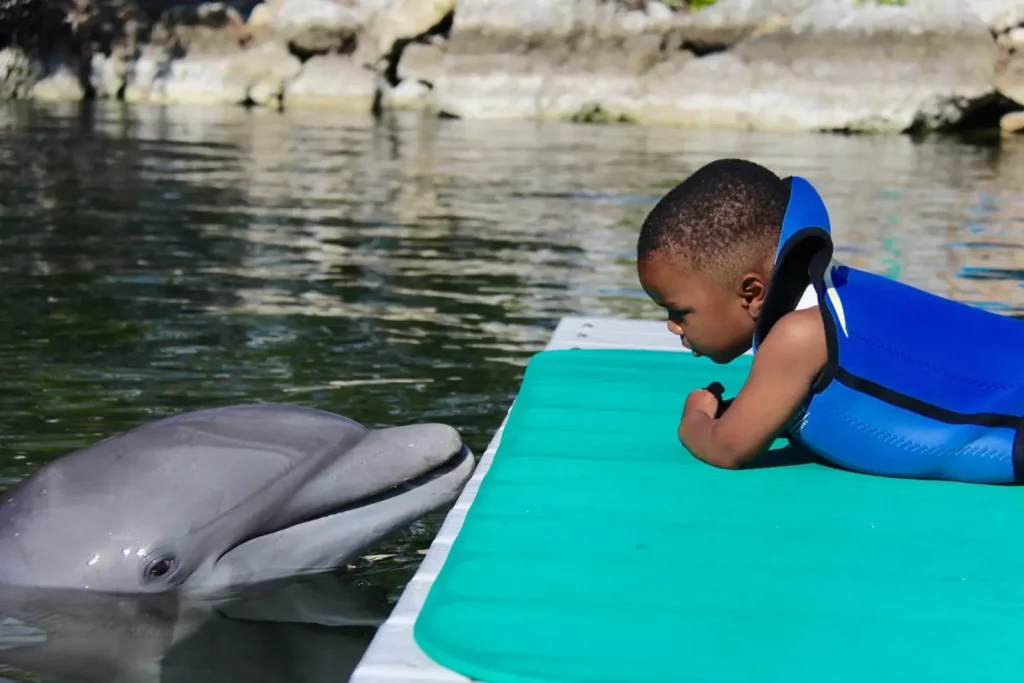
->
636, 158, 1024, 485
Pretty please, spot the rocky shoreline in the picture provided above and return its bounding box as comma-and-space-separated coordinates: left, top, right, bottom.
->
2, 0, 1024, 134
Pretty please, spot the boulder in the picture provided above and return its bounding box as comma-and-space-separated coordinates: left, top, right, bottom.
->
0, 47, 43, 99
1000, 110, 1024, 133
432, 0, 679, 121
124, 33, 301, 105
29, 64, 85, 101
283, 54, 376, 110
247, 0, 364, 56
658, 0, 1001, 132
996, 49, 1024, 106
968, 0, 1024, 33
433, 0, 1003, 132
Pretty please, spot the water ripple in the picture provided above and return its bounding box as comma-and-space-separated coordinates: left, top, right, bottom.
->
0, 102, 1023, 608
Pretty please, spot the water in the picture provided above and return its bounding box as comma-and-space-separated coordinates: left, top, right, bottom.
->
0, 100, 1022, 680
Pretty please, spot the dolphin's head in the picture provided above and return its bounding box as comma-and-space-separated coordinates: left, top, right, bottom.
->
0, 404, 474, 596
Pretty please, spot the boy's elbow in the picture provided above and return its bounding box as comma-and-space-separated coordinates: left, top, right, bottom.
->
677, 420, 757, 470
709, 438, 756, 470
711, 451, 747, 470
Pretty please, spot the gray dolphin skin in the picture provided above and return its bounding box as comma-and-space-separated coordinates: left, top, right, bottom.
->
0, 403, 475, 598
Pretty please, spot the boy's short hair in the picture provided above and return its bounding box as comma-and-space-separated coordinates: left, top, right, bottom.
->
637, 158, 791, 279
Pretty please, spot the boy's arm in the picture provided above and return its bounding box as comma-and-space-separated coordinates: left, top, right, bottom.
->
678, 307, 827, 469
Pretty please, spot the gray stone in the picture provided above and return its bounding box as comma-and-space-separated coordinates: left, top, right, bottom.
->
260, 0, 364, 55
30, 64, 85, 101
0, 47, 42, 99
676, 0, 814, 50
123, 39, 301, 106
967, 0, 1024, 33
1000, 110, 1024, 132
434, 0, 1002, 133
284, 54, 377, 110
397, 42, 445, 84
90, 51, 130, 99
381, 77, 432, 109
996, 49, 1024, 105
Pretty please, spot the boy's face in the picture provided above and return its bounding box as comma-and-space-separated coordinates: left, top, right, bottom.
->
637, 249, 766, 364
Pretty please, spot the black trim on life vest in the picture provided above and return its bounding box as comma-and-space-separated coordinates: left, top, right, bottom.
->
834, 368, 1023, 428
1014, 429, 1024, 483
754, 226, 833, 349
807, 248, 839, 395
834, 367, 1024, 484
762, 180, 1024, 483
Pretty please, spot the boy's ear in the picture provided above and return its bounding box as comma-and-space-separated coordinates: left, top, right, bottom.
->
737, 272, 768, 318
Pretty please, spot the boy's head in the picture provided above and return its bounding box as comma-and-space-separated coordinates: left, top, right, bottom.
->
636, 158, 790, 364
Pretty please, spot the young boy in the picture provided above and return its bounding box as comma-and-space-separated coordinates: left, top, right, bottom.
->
636, 158, 1024, 485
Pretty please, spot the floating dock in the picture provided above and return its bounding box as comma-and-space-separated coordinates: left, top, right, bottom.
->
349, 316, 680, 682
349, 312, 1024, 683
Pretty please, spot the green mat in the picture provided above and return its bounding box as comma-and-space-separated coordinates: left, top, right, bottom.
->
414, 348, 1024, 682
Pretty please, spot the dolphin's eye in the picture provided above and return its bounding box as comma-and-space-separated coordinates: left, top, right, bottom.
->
142, 554, 178, 583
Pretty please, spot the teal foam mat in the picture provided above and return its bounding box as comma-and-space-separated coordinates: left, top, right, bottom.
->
414, 348, 1024, 682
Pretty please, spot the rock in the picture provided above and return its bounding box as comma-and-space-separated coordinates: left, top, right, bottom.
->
124, 39, 301, 105
450, 0, 584, 37
360, 0, 454, 65
2, 41, 84, 103
397, 41, 444, 84
151, 1, 251, 54
1000, 110, 1024, 133
434, 0, 1002, 133
246, 1, 275, 30
674, 0, 814, 52
252, 0, 364, 56
378, 28, 446, 109
224, 40, 303, 104
119, 0, 301, 106
122, 48, 167, 102
134, 53, 252, 104
381, 77, 432, 109
243, 41, 304, 104
433, 0, 677, 121
30, 64, 85, 101
967, 0, 1024, 33
0, 47, 42, 99
704, 0, 1001, 131
996, 49, 1024, 106
645, 1, 674, 23
71, 0, 148, 99
90, 49, 131, 99
997, 26, 1024, 49
283, 54, 376, 110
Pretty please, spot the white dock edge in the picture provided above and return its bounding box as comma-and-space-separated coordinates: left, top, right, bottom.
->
349, 316, 685, 683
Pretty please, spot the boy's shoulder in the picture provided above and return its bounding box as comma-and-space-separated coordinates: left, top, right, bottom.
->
755, 307, 826, 372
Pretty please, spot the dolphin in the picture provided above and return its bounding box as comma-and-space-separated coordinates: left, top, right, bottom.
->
0, 571, 392, 682
0, 403, 475, 598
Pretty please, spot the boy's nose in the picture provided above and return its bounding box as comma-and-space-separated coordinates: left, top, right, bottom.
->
667, 320, 683, 337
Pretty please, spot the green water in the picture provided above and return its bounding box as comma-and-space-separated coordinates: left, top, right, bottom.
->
0, 100, 1022, 679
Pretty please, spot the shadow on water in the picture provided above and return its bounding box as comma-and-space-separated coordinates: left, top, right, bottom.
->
1, 99, 1024, 678
0, 572, 387, 682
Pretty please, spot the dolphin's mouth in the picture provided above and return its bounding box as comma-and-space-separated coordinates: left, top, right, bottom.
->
198, 441, 476, 597
305, 443, 474, 522
386, 443, 474, 496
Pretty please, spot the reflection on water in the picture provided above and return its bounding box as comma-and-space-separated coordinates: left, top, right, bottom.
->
0, 100, 1022, 680
0, 572, 389, 683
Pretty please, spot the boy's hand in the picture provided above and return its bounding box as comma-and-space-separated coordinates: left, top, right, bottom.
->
676, 308, 827, 469
682, 388, 720, 420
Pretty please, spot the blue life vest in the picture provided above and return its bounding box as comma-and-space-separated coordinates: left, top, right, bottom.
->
752, 176, 1024, 485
